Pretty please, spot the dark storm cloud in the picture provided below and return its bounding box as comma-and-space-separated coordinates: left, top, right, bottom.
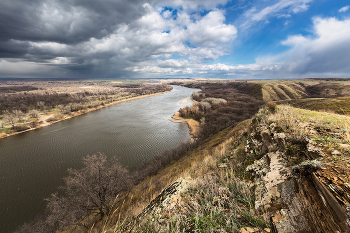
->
0, 0, 149, 45
0, 0, 237, 78
0, 0, 162, 78
0, 40, 30, 58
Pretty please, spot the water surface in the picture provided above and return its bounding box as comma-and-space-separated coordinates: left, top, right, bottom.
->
0, 85, 199, 232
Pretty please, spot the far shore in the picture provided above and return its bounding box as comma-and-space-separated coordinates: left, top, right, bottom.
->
0, 90, 171, 140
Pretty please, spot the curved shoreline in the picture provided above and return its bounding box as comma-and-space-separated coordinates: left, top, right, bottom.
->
170, 97, 200, 138
170, 112, 200, 138
0, 90, 171, 140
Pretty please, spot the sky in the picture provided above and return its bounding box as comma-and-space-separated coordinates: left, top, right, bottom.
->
0, 0, 350, 79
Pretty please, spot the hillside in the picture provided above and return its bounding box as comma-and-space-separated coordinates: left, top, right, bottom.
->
111, 104, 350, 232
258, 80, 350, 102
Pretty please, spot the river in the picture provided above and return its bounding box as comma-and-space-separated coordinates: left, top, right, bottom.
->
0, 85, 199, 233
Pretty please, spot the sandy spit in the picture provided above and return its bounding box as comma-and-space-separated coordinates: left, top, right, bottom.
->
170, 112, 200, 138
179, 98, 189, 105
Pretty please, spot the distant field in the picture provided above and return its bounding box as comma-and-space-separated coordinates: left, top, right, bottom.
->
275, 97, 350, 115
0, 79, 172, 136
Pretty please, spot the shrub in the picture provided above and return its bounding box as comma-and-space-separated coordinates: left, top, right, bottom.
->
292, 159, 323, 175
11, 124, 29, 132
266, 102, 277, 113
203, 97, 227, 106
46, 115, 62, 123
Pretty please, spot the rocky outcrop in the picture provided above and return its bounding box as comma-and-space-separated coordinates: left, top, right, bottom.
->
245, 119, 350, 232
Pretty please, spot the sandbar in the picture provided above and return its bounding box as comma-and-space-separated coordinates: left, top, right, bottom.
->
179, 98, 189, 105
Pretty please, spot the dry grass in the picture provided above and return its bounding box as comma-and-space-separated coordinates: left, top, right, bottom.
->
261, 82, 307, 101
131, 172, 266, 233
275, 97, 350, 115
258, 105, 350, 143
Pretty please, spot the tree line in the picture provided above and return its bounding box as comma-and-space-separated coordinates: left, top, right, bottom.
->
180, 82, 265, 139
0, 84, 172, 135
0, 84, 172, 115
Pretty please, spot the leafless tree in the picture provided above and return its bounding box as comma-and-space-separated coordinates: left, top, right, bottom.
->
37, 101, 45, 110
13, 110, 24, 121
4, 111, 18, 128
44, 153, 132, 229
57, 104, 65, 112
29, 110, 39, 120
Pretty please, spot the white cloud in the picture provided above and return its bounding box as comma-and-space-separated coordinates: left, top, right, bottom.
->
186, 10, 237, 46
158, 0, 229, 12
242, 0, 312, 28
224, 17, 350, 78
280, 17, 350, 73
81, 5, 237, 72
277, 14, 292, 18
339, 5, 349, 13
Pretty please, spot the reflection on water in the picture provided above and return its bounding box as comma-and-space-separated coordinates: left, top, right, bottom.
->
0, 86, 199, 233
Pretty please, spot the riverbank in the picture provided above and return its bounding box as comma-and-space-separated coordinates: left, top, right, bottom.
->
171, 97, 200, 138
171, 112, 200, 138
0, 91, 171, 140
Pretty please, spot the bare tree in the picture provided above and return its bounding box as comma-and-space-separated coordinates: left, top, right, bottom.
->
37, 101, 45, 110
13, 110, 24, 121
45, 153, 132, 229
29, 110, 39, 120
4, 111, 18, 128
57, 104, 65, 112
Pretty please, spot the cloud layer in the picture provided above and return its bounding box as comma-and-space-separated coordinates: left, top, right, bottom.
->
0, 0, 237, 78
0, 0, 349, 79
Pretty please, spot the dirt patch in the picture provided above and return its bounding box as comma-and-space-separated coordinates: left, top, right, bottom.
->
39, 114, 54, 126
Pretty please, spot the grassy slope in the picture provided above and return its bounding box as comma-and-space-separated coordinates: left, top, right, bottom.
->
259, 80, 350, 102
97, 122, 252, 230
275, 97, 350, 115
